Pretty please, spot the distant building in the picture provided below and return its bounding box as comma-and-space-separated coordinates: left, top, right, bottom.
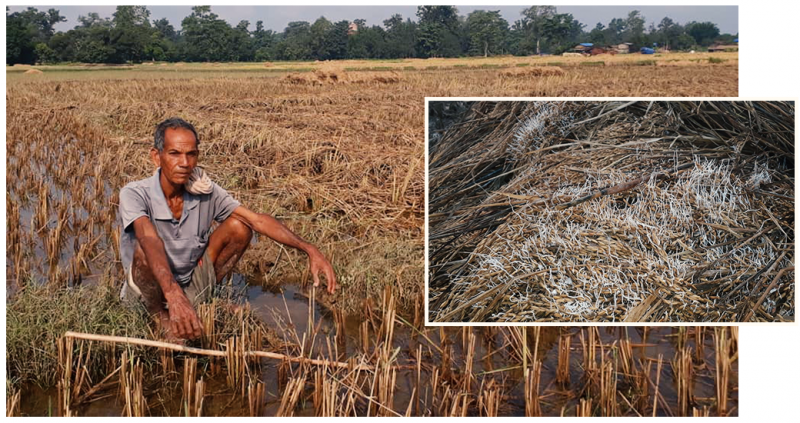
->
348, 22, 358, 36
572, 43, 593, 53
708, 44, 738, 52
615, 43, 633, 54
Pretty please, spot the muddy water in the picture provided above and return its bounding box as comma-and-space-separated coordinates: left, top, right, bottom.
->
7, 169, 115, 299
18, 274, 738, 416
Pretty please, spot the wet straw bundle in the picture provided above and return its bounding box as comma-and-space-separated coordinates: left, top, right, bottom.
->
429, 101, 794, 322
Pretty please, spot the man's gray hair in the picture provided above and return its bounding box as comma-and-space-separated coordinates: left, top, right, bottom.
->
154, 117, 199, 152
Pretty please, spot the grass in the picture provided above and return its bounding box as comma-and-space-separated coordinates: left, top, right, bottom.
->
7, 283, 152, 387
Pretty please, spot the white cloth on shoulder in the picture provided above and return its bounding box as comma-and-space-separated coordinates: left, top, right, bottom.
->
185, 167, 213, 195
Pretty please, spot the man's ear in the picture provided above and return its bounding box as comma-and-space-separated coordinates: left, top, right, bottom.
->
150, 148, 161, 168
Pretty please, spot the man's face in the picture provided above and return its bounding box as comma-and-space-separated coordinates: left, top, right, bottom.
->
152, 127, 199, 186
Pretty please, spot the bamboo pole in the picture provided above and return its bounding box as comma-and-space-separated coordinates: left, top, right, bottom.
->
63, 331, 373, 370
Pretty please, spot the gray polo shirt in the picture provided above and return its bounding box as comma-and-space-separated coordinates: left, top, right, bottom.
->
118, 169, 240, 285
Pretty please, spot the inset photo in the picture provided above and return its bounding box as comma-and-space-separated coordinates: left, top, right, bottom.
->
427, 100, 794, 323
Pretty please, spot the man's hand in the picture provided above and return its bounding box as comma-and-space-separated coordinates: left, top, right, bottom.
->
308, 247, 337, 294
163, 288, 203, 340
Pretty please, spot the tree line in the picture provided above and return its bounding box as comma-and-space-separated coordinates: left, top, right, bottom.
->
6, 5, 737, 65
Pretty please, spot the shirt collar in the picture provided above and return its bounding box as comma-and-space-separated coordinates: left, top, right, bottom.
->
148, 168, 200, 222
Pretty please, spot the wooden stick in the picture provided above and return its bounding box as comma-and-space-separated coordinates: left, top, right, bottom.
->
63, 331, 373, 370
555, 162, 694, 211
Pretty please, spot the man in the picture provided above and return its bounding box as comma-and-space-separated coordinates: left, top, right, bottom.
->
119, 117, 336, 340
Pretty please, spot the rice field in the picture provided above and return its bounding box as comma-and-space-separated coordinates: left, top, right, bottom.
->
8, 52, 738, 96
7, 62, 741, 416
428, 101, 794, 323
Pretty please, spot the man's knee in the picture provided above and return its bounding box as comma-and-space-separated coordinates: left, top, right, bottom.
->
129, 241, 164, 313
225, 216, 253, 245
132, 240, 151, 270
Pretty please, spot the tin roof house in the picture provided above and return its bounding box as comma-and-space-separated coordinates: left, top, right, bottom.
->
572, 43, 594, 53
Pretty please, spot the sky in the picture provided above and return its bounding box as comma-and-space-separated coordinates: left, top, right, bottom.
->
10, 5, 738, 35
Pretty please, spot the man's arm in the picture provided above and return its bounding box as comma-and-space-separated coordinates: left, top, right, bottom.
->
132, 216, 203, 339
229, 206, 337, 294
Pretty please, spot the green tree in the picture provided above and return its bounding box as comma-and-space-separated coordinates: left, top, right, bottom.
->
113, 5, 150, 27
34, 42, 57, 63
110, 6, 153, 63
308, 17, 332, 60
66, 13, 116, 63
673, 33, 697, 50
518, 5, 557, 55
604, 17, 626, 45
78, 13, 111, 28
13, 7, 65, 43
322, 20, 349, 60
588, 22, 606, 45
656, 17, 678, 49
273, 21, 313, 60
179, 6, 234, 61
6, 7, 66, 64
623, 10, 646, 48
715, 33, 737, 45
383, 14, 417, 58
252, 20, 277, 60
143, 18, 176, 61
73, 26, 116, 63
540, 13, 583, 54
153, 18, 176, 41
416, 6, 460, 58
229, 20, 253, 61
466, 10, 508, 57
685, 21, 719, 46
348, 25, 387, 59
6, 12, 33, 64
47, 31, 77, 62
